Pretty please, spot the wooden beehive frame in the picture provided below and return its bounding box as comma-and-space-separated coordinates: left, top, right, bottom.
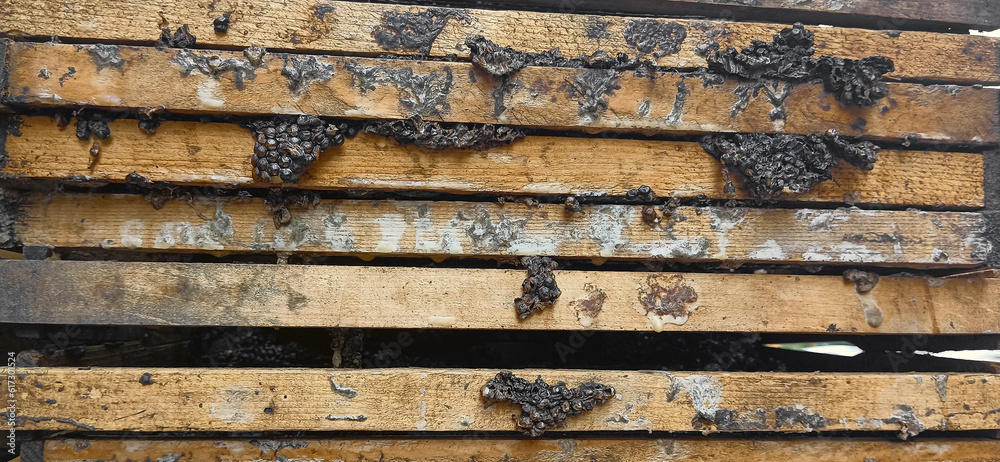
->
1, 0, 999, 460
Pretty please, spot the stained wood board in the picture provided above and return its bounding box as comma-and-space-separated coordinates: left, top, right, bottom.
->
4, 42, 998, 143
2, 260, 997, 334
0, 116, 986, 207
5, 193, 991, 266
0, 1, 997, 82
16, 368, 1000, 433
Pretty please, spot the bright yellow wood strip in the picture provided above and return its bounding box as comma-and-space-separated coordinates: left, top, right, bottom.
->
2, 116, 986, 207
4, 260, 998, 333
16, 368, 1000, 433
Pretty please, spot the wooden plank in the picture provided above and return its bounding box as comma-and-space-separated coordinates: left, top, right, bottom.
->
2, 116, 985, 208
5, 43, 998, 143
0, 2, 997, 84
4, 260, 999, 334
6, 193, 991, 266
38, 437, 1000, 461
16, 368, 1000, 433
476, 0, 1000, 31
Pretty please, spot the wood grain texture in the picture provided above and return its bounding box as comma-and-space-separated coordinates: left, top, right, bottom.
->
16, 368, 1000, 433
38, 437, 1000, 462
2, 116, 986, 207
0, 1, 997, 83
5, 43, 998, 143
7, 193, 991, 266
3, 260, 998, 334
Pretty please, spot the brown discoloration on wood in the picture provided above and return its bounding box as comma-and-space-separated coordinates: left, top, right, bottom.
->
39, 437, 1000, 461
8, 193, 991, 266
0, 2, 997, 83
16, 368, 1000, 432
5, 43, 998, 142
2, 117, 985, 207
2, 260, 997, 334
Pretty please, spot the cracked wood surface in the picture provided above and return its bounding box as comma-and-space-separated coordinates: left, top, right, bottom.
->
0, 116, 986, 207
0, 1, 997, 83
16, 368, 1000, 433
5, 192, 991, 267
3, 260, 998, 334
4, 42, 998, 143
37, 437, 1000, 461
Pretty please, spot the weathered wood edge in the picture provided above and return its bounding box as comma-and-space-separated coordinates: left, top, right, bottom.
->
0, 114, 9, 172
36, 437, 1000, 462
0, 188, 22, 248
464, 0, 1000, 31
0, 39, 10, 104
985, 149, 1000, 268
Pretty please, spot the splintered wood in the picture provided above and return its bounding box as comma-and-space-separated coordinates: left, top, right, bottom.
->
2, 116, 986, 207
5, 42, 998, 142
16, 368, 1000, 433
0, 1, 997, 83
6, 193, 991, 266
2, 260, 997, 334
